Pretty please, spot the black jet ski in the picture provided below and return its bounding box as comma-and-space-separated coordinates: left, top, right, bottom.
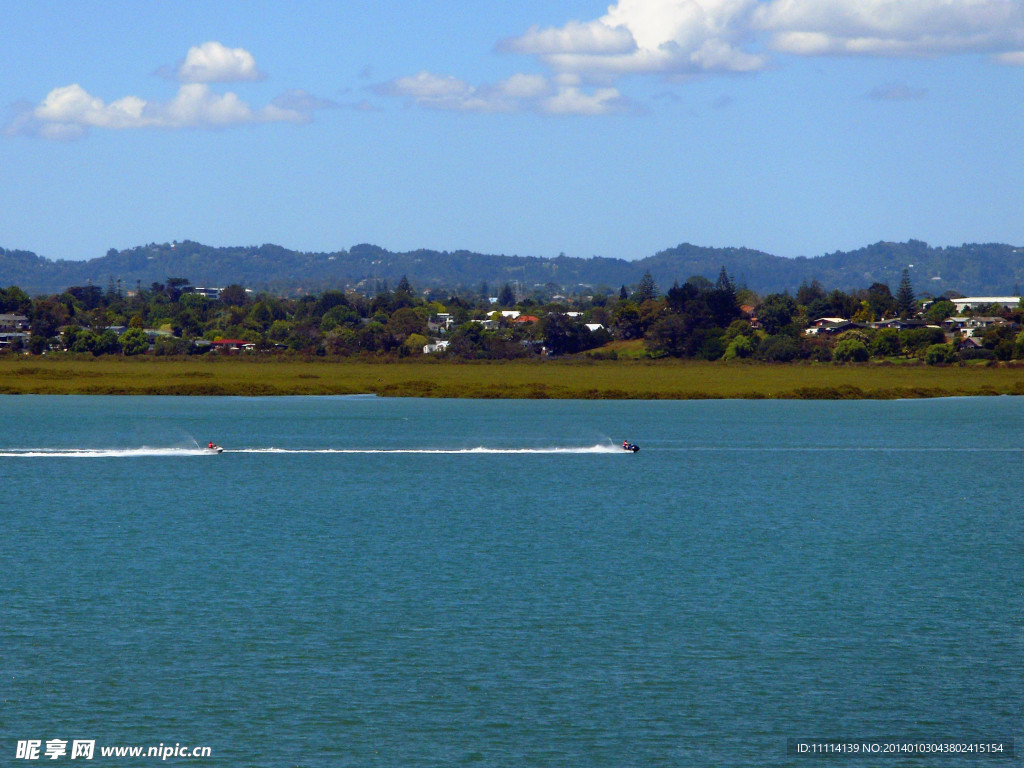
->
621, 442, 640, 453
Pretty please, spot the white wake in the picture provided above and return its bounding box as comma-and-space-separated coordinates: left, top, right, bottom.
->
0, 443, 626, 457
232, 444, 623, 455
0, 447, 213, 458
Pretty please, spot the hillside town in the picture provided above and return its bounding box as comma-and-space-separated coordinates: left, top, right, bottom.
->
0, 270, 1022, 364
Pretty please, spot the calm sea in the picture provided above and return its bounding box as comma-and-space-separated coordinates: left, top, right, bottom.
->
2, 395, 1022, 767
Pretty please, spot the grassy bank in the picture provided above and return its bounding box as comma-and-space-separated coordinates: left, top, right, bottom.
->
0, 356, 1021, 398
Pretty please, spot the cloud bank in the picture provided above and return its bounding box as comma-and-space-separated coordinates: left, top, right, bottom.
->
381, 0, 1024, 115
8, 43, 329, 139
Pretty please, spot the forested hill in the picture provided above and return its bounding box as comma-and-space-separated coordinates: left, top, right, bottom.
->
1, 239, 1022, 296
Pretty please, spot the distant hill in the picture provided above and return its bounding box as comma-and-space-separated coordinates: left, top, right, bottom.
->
1, 238, 1022, 296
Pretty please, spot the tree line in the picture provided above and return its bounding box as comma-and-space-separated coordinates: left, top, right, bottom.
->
3, 237, 1024, 296
0, 269, 1022, 363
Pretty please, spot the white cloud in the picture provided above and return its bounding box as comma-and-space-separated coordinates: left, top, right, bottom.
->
495, 73, 550, 99
503, 0, 1024, 82
377, 70, 627, 116
542, 86, 626, 115
377, 71, 506, 112
6, 43, 335, 139
995, 50, 1024, 64
504, 0, 767, 79
386, 71, 475, 102
754, 0, 1024, 57
501, 20, 637, 55
176, 41, 264, 83
375, 1, 1024, 116
9, 82, 310, 139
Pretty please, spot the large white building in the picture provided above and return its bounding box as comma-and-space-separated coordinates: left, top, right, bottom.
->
950, 297, 1021, 312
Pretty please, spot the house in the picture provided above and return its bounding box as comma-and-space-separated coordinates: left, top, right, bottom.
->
513, 315, 539, 325
0, 314, 29, 331
423, 339, 450, 354
186, 287, 222, 300
957, 336, 986, 351
740, 304, 759, 329
943, 316, 1005, 337
950, 296, 1021, 312
584, 323, 605, 333
427, 313, 454, 333
0, 332, 30, 350
804, 317, 850, 335
499, 310, 521, 320
210, 339, 255, 352
871, 319, 931, 331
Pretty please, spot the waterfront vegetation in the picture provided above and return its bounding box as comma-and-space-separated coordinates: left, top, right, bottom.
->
0, 269, 1022, 398
0, 356, 1021, 398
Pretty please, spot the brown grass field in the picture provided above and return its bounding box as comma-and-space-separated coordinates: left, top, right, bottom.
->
0, 355, 1020, 398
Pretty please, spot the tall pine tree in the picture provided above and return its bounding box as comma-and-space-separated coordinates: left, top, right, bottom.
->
895, 268, 916, 318
633, 271, 658, 303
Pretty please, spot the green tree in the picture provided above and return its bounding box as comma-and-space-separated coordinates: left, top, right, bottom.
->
644, 314, 689, 357
385, 307, 426, 340
632, 271, 658, 303
219, 284, 249, 307
27, 334, 49, 355
796, 279, 826, 307
924, 343, 956, 365
895, 269, 916, 317
715, 266, 736, 296
613, 301, 643, 339
153, 336, 190, 356
722, 334, 754, 360
925, 299, 956, 323
404, 333, 429, 353
497, 283, 516, 307
319, 304, 359, 332
866, 282, 895, 319
757, 294, 798, 335
902, 327, 945, 357
92, 330, 121, 356
0, 285, 31, 313
869, 329, 900, 357
756, 335, 800, 362
542, 313, 585, 355
119, 327, 149, 355
833, 338, 869, 362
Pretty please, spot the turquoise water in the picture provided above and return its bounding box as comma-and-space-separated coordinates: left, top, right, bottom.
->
2, 395, 1022, 767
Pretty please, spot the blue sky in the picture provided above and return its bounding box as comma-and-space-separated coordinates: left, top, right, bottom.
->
3, 0, 1024, 263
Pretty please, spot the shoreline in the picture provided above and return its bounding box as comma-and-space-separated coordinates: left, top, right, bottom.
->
0, 357, 1021, 399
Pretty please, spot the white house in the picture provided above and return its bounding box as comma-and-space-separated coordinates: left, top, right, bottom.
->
423, 340, 450, 354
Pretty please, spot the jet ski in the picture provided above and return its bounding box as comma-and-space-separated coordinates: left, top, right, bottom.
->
621, 441, 640, 453
206, 443, 224, 454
